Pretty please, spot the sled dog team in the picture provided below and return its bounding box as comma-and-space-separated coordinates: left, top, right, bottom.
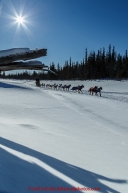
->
36, 82, 103, 96
44, 83, 84, 93
88, 86, 102, 97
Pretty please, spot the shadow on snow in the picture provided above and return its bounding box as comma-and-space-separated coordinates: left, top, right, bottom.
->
0, 82, 31, 90
0, 137, 127, 193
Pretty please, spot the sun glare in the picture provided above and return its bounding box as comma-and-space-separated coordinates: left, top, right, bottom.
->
16, 16, 24, 24
4, 0, 37, 37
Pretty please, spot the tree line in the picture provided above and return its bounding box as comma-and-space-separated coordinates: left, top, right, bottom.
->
1, 44, 128, 80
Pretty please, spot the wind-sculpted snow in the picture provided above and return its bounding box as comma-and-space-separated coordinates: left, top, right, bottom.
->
0, 79, 128, 193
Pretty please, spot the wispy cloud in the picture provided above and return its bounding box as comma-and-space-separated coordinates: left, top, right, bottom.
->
0, 0, 2, 16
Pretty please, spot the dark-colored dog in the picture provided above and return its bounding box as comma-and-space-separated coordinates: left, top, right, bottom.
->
77, 85, 84, 93
88, 86, 102, 97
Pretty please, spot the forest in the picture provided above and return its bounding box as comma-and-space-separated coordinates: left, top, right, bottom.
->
1, 44, 128, 80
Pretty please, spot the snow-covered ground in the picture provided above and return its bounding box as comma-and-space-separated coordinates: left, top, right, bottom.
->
0, 79, 128, 193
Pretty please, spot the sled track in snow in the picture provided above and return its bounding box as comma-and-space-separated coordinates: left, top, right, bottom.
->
101, 92, 128, 104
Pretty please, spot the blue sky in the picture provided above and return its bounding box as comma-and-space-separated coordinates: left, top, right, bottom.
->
0, 0, 128, 68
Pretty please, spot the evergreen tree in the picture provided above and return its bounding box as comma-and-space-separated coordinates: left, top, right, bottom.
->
116, 54, 122, 79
